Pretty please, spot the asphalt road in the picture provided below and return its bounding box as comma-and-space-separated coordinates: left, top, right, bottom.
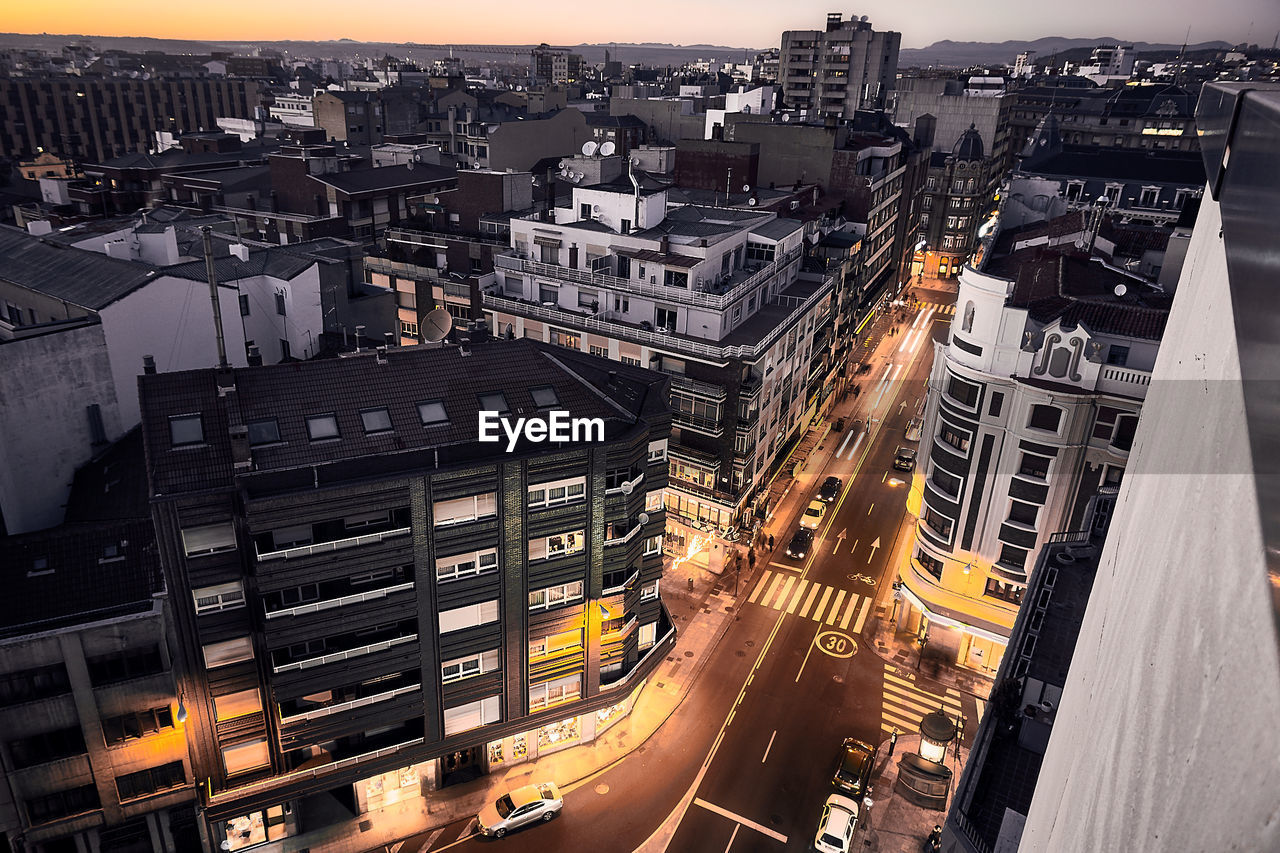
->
405, 291, 972, 853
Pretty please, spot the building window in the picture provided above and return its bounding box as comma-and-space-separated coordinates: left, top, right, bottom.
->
929, 466, 961, 497
443, 695, 501, 736
529, 530, 585, 560
432, 493, 498, 526
181, 523, 236, 556
1018, 453, 1050, 479
1065, 181, 1085, 202
539, 283, 559, 303
239, 294, 250, 316
997, 543, 1029, 570
529, 674, 581, 711
222, 740, 270, 776
7, 727, 86, 769
1139, 186, 1160, 207
643, 535, 662, 556
1007, 500, 1039, 527
923, 507, 954, 539
280, 339, 291, 360
441, 649, 500, 684
477, 392, 511, 415
529, 580, 585, 610
203, 636, 254, 668
745, 241, 776, 264
946, 374, 980, 407
116, 762, 187, 802
1106, 345, 1130, 366
663, 270, 688, 289
86, 646, 164, 687
169, 414, 204, 447
917, 549, 944, 581
984, 577, 1024, 605
438, 600, 500, 633
640, 579, 659, 601
247, 419, 281, 446
24, 785, 100, 825
1112, 414, 1139, 452
638, 621, 657, 650
193, 581, 246, 614
417, 400, 448, 426
1028, 404, 1063, 432
648, 439, 668, 463
527, 477, 586, 508
275, 293, 287, 315
655, 306, 678, 331
988, 392, 1004, 417
529, 628, 582, 660
102, 707, 174, 746
359, 407, 393, 435
214, 688, 262, 722
436, 548, 499, 581
306, 413, 340, 441
531, 385, 560, 408
938, 424, 971, 453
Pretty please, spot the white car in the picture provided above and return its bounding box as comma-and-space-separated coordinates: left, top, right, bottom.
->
814, 793, 860, 853
800, 499, 827, 530
904, 418, 923, 442
477, 782, 563, 838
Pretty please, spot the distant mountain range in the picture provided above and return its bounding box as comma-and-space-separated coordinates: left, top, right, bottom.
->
0, 32, 1237, 70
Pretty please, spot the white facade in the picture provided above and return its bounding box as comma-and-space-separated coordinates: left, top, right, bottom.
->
270, 93, 315, 128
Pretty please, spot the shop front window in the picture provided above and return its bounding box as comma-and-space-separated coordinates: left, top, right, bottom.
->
537, 716, 580, 750
223, 805, 287, 850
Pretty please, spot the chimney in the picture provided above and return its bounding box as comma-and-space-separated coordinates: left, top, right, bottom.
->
245, 195, 256, 210
269, 189, 279, 213
230, 243, 249, 261
384, 331, 395, 348
355, 325, 366, 352
142, 354, 156, 375
247, 345, 263, 366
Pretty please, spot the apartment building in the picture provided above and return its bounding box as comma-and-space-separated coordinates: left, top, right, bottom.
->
0, 521, 197, 853
1005, 82, 1199, 159
778, 13, 901, 116
481, 172, 833, 540
918, 125, 1003, 279
0, 75, 262, 163
896, 212, 1172, 675
138, 339, 673, 851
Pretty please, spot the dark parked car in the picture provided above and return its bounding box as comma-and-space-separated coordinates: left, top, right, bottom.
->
819, 476, 843, 502
832, 738, 875, 799
893, 447, 917, 472
785, 528, 814, 559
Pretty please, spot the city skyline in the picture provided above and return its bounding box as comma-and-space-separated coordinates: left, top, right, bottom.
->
5, 0, 1276, 52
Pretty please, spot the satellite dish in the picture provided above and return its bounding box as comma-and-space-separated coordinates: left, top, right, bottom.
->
1114, 284, 1128, 297
413, 153, 422, 162
420, 308, 453, 343
742, 184, 751, 192
748, 197, 758, 206
473, 161, 481, 169
742, 104, 752, 114
630, 156, 642, 166
581, 140, 598, 157
621, 480, 635, 495
599, 141, 616, 156
558, 160, 569, 169
573, 171, 583, 181
591, 204, 602, 214
638, 512, 650, 525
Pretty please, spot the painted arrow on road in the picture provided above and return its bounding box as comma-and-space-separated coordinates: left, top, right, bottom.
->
899, 400, 908, 413
832, 529, 847, 554
867, 536, 882, 564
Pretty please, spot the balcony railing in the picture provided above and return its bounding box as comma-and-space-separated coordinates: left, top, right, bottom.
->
672, 410, 726, 437
605, 471, 644, 496
495, 246, 802, 311
605, 522, 645, 546
256, 526, 411, 562
363, 256, 441, 282
483, 276, 832, 361
602, 616, 638, 642
207, 736, 426, 806
265, 582, 415, 619
602, 569, 640, 596
272, 634, 418, 674
280, 684, 421, 724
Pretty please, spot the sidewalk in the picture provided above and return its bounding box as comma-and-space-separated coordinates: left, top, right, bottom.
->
857, 733, 971, 853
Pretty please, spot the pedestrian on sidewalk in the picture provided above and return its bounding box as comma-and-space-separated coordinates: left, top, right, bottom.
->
768, 534, 775, 550
888, 728, 898, 757
748, 549, 756, 571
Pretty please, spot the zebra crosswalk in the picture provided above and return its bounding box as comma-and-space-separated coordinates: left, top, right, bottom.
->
746, 570, 873, 633
881, 663, 964, 735
918, 301, 956, 315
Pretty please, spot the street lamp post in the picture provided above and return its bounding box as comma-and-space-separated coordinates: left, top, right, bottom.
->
916, 632, 930, 672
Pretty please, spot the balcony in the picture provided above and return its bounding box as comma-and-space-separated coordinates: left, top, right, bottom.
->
363, 255, 441, 282
272, 634, 418, 674
605, 521, 645, 547
672, 410, 725, 438
494, 245, 802, 311
602, 569, 639, 596
279, 684, 421, 724
1096, 364, 1153, 400
605, 471, 644, 496
264, 582, 415, 619
256, 526, 411, 562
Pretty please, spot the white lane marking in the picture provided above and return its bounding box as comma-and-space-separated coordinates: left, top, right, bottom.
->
835, 425, 857, 458
760, 572, 785, 607
842, 430, 865, 460
774, 576, 796, 610
811, 587, 834, 622
838, 596, 858, 630
693, 798, 789, 844
799, 584, 821, 618
724, 823, 740, 852
825, 589, 847, 624
786, 579, 809, 614
795, 634, 817, 682
421, 828, 445, 850
748, 570, 772, 604
761, 730, 777, 764
769, 561, 798, 571
457, 818, 476, 841
852, 597, 871, 633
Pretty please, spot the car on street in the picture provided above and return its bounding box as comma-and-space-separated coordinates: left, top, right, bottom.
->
477, 782, 563, 838
818, 476, 843, 502
786, 528, 814, 559
800, 499, 827, 529
813, 793, 860, 853
904, 418, 923, 442
831, 738, 875, 799
893, 446, 917, 471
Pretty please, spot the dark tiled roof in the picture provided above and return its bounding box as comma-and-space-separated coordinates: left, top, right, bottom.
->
311, 163, 458, 196
0, 226, 157, 310
161, 246, 315, 284
586, 114, 647, 128
139, 338, 669, 498
0, 521, 161, 638
85, 139, 280, 172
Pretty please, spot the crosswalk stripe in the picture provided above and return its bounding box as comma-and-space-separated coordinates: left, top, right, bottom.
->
884, 680, 965, 710
883, 711, 922, 731
775, 576, 796, 611
838, 596, 857, 629
852, 597, 871, 633
786, 579, 809, 614
812, 587, 833, 622
761, 572, 785, 607
825, 590, 846, 624
799, 584, 820, 618
748, 570, 772, 604
974, 698, 986, 724
885, 686, 961, 716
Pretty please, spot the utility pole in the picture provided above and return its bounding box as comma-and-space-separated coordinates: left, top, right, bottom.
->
202, 226, 228, 368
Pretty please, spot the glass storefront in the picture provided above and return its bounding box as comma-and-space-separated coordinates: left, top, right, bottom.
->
356, 763, 426, 812
222, 805, 287, 851
537, 715, 580, 751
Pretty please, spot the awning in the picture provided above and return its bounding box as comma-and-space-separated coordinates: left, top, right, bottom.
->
533, 235, 562, 248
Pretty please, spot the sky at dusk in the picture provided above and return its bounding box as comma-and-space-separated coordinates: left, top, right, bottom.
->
5, 0, 1277, 50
